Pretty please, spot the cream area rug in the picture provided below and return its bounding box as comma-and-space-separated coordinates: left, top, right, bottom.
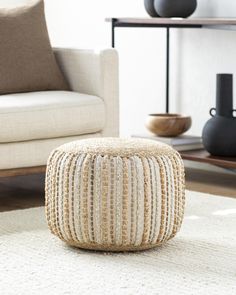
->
0, 191, 236, 295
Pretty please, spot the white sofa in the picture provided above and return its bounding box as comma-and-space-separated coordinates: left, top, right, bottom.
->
0, 48, 119, 176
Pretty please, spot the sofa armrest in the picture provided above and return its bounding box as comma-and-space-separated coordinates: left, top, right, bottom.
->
53, 48, 119, 137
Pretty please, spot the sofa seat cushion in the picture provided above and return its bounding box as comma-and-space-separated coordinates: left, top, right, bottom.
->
0, 91, 105, 143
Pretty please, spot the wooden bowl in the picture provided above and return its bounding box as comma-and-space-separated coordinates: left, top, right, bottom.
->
146, 113, 192, 137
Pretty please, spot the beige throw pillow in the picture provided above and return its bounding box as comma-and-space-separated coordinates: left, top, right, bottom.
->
0, 0, 68, 94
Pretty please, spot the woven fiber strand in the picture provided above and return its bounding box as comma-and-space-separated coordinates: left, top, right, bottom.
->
45, 138, 185, 251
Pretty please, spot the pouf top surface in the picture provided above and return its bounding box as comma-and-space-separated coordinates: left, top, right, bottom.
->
56, 137, 175, 157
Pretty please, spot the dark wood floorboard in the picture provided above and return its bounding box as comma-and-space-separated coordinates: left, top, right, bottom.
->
0, 174, 45, 212
185, 168, 236, 198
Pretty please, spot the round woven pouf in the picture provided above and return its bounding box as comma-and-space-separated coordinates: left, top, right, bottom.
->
45, 138, 185, 251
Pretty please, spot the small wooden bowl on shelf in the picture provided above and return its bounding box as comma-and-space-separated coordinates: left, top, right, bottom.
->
146, 113, 192, 137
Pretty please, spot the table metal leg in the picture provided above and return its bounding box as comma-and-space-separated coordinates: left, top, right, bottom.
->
166, 27, 170, 113
112, 19, 115, 48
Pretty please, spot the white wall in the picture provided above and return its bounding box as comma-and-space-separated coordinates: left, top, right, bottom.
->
43, 0, 236, 137
1, 0, 236, 138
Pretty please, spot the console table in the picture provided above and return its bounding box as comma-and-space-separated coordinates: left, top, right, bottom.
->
106, 18, 236, 170
106, 17, 236, 113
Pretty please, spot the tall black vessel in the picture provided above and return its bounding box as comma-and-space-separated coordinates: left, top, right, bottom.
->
202, 74, 236, 157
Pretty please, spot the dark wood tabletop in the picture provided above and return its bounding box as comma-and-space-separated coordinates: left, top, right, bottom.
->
106, 17, 236, 27
180, 149, 236, 169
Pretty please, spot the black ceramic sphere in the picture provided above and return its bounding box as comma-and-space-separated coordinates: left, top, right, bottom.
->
202, 116, 236, 157
202, 74, 236, 157
144, 0, 159, 17
154, 0, 197, 18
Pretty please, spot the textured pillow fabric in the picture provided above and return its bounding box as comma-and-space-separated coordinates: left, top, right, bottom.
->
0, 0, 68, 94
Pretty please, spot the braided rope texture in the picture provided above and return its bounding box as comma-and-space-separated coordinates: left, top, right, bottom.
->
45, 138, 185, 251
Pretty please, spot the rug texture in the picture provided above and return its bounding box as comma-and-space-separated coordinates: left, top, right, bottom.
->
0, 190, 236, 295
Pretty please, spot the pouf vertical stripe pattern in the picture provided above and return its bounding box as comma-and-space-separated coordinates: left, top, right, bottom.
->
45, 138, 185, 251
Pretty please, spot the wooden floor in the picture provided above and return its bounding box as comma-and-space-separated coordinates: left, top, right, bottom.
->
185, 168, 236, 198
0, 168, 235, 212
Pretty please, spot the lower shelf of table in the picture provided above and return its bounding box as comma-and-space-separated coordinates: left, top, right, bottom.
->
180, 149, 236, 169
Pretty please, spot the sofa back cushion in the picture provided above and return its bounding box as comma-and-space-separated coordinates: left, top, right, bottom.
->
0, 0, 68, 94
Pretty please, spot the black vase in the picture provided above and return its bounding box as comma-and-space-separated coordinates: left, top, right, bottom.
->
144, 0, 159, 17
154, 0, 197, 18
202, 74, 236, 157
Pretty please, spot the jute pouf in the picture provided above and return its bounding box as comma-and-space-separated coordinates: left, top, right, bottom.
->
45, 138, 185, 251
